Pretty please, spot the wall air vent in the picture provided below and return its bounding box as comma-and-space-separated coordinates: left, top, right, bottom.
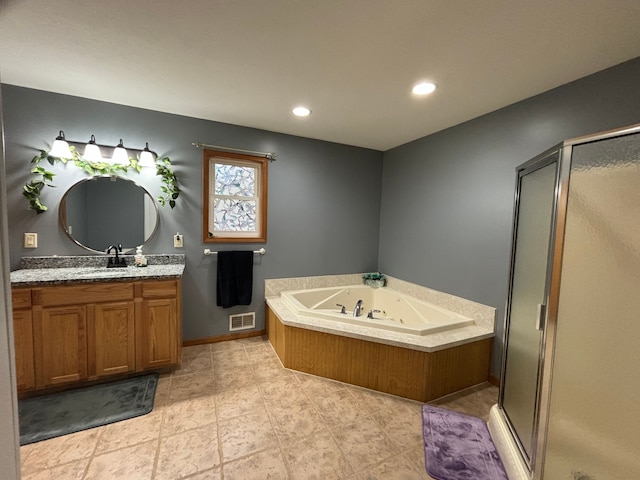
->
229, 312, 256, 331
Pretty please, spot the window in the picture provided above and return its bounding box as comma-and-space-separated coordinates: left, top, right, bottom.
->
203, 150, 268, 243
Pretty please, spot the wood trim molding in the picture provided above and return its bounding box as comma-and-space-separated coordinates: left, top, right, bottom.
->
183, 329, 266, 347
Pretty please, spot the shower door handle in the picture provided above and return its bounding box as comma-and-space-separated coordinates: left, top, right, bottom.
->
536, 303, 546, 331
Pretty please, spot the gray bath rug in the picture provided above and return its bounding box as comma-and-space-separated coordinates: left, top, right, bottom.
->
422, 404, 508, 480
18, 373, 158, 445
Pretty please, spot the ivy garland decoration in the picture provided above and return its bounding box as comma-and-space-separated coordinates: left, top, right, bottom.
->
23, 145, 180, 213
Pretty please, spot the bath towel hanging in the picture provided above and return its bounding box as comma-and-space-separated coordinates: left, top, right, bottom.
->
216, 251, 254, 308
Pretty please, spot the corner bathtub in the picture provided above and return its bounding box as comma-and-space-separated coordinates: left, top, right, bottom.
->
281, 285, 475, 336
266, 280, 494, 402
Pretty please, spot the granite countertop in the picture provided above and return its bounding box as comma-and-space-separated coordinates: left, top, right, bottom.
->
10, 254, 185, 287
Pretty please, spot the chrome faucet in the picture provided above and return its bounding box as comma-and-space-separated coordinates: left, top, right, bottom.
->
367, 309, 381, 319
353, 299, 364, 317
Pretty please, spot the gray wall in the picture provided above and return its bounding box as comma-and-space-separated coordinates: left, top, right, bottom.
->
4, 57, 640, 375
2, 85, 383, 340
379, 57, 640, 374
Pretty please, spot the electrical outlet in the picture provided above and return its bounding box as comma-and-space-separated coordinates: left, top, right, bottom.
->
173, 233, 183, 248
24, 233, 38, 248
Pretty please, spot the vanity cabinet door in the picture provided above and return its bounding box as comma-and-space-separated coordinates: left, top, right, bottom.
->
88, 301, 135, 378
137, 280, 181, 370
34, 305, 88, 387
139, 298, 178, 369
12, 288, 35, 392
13, 309, 35, 391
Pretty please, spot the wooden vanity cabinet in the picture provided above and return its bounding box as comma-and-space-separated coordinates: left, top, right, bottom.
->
11, 278, 181, 393
11, 289, 35, 391
31, 282, 136, 387
136, 280, 181, 370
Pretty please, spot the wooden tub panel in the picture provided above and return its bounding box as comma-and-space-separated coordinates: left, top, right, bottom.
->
266, 304, 490, 402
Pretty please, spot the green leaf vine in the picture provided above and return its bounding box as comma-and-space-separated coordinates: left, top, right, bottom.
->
23, 145, 180, 213
155, 157, 180, 209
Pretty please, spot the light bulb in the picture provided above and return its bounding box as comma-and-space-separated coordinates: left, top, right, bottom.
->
412, 82, 437, 95
292, 106, 311, 117
111, 139, 129, 165
83, 135, 103, 163
139, 142, 155, 167
50, 130, 73, 158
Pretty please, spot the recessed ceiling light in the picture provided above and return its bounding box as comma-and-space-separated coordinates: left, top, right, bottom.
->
412, 82, 437, 95
292, 106, 311, 117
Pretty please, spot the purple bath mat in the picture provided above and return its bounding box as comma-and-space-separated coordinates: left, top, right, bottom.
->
422, 405, 508, 480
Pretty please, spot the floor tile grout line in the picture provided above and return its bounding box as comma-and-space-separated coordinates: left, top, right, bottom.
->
213, 342, 288, 477
149, 373, 174, 480
246, 340, 336, 476
268, 345, 429, 478
246, 342, 293, 478
213, 354, 226, 480
284, 361, 358, 478
78, 418, 108, 480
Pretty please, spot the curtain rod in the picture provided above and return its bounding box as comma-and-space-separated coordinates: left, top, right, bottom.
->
192, 142, 277, 161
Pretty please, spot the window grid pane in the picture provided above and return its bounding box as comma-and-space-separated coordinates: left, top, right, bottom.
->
212, 197, 257, 232
214, 163, 256, 197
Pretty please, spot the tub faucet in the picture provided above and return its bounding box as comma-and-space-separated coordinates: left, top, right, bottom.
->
353, 299, 364, 317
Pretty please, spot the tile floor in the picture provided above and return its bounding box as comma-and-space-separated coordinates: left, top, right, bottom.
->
20, 336, 498, 480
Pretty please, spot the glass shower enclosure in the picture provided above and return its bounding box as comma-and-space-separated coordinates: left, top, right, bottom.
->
499, 123, 640, 479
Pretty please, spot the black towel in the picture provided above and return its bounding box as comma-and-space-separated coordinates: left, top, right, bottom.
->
216, 251, 254, 308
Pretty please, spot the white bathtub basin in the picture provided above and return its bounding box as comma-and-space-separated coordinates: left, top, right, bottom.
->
280, 285, 475, 336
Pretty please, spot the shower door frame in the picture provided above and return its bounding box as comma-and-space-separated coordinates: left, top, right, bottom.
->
498, 146, 563, 473
531, 122, 640, 479
501, 122, 640, 479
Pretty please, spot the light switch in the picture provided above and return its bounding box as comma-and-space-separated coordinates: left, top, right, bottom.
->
173, 232, 183, 248
24, 233, 38, 248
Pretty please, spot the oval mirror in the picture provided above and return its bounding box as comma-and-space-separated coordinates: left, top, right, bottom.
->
59, 176, 159, 254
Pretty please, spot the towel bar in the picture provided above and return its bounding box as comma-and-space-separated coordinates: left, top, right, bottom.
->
204, 248, 266, 256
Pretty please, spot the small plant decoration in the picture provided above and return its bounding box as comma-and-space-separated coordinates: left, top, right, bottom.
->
23, 146, 179, 213
155, 156, 180, 209
363, 272, 386, 287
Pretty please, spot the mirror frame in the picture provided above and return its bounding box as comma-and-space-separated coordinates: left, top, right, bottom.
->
58, 175, 160, 254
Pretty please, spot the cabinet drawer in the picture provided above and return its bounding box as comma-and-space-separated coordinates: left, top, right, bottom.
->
12, 289, 31, 309
33, 282, 134, 306
142, 280, 177, 298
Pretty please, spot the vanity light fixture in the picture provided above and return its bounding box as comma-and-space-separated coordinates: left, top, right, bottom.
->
412, 81, 437, 95
48, 132, 157, 167
50, 130, 73, 159
292, 106, 311, 117
83, 135, 103, 163
111, 138, 129, 165
139, 142, 156, 167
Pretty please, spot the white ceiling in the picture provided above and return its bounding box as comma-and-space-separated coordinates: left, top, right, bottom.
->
1, 0, 640, 151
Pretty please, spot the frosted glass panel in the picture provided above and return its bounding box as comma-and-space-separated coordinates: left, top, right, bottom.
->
544, 133, 640, 479
502, 160, 557, 460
